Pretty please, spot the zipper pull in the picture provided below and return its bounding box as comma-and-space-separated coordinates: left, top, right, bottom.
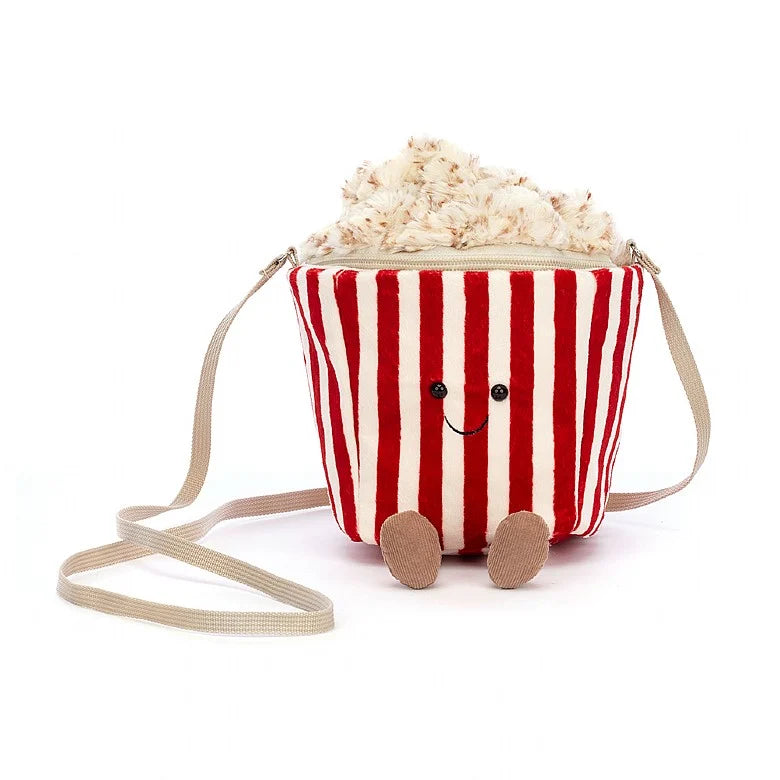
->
626, 240, 661, 275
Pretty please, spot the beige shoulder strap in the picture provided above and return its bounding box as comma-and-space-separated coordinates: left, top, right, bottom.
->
606, 244, 711, 511
57, 249, 334, 635
57, 244, 708, 635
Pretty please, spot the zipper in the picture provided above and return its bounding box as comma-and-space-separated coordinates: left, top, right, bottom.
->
306, 244, 615, 272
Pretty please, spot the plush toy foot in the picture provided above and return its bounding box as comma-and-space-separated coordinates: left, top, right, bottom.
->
379, 511, 442, 589
487, 511, 550, 588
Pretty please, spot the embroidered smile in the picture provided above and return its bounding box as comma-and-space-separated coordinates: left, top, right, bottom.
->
444, 415, 489, 437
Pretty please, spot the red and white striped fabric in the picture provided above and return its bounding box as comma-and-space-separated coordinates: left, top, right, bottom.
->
290, 264, 643, 554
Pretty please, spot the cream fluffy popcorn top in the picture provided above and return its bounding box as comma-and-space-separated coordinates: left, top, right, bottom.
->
301, 138, 618, 261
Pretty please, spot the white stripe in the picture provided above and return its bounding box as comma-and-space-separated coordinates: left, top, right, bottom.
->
573, 271, 597, 532
594, 268, 641, 532
355, 270, 379, 544
295, 269, 344, 530
397, 272, 421, 513
575, 269, 623, 535
441, 272, 465, 553
318, 269, 359, 524
291, 270, 316, 422
486, 272, 512, 545
532, 271, 556, 535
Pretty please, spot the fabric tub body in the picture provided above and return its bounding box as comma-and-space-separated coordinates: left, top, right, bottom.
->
290, 264, 643, 554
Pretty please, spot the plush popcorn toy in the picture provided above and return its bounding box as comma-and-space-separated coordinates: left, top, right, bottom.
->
291, 138, 704, 590
58, 138, 709, 634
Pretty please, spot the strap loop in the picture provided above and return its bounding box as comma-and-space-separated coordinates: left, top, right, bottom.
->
57, 250, 334, 635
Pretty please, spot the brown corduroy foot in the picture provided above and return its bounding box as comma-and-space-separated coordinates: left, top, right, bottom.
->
379, 511, 442, 589
487, 511, 550, 588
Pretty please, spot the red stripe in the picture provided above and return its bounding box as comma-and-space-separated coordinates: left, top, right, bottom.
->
374, 270, 401, 541
576, 269, 613, 524
551, 269, 578, 542
418, 271, 444, 543
305, 269, 359, 541
585, 267, 634, 535
508, 271, 534, 514
461, 272, 490, 553
597, 266, 645, 531
334, 270, 361, 470
288, 267, 339, 527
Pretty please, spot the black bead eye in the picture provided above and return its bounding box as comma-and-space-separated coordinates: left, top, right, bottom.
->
491, 383, 509, 402
430, 381, 448, 399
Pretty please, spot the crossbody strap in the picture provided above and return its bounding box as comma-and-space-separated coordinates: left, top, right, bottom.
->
606, 243, 711, 511
57, 244, 709, 634
57, 249, 334, 635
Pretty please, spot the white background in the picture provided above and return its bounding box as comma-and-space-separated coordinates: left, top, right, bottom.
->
3, 2, 778, 778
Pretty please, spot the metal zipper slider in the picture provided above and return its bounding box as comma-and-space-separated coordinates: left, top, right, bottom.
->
626, 240, 661, 275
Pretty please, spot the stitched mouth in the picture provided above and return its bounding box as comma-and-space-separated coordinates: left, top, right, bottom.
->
444, 414, 489, 436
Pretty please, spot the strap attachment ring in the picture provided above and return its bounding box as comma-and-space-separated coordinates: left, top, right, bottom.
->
626, 239, 661, 275
260, 246, 299, 280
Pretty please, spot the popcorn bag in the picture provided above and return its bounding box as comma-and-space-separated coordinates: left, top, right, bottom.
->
58, 139, 710, 635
